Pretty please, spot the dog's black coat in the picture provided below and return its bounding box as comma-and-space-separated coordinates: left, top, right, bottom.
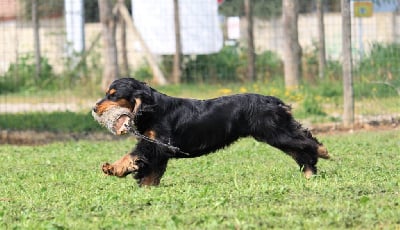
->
95, 78, 328, 185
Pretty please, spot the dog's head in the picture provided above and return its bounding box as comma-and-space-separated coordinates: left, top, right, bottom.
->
93, 78, 154, 116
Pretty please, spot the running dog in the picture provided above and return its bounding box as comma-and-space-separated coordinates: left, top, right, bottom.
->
93, 78, 329, 186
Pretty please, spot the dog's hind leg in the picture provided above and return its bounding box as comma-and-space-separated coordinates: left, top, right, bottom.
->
251, 102, 329, 178
254, 125, 329, 179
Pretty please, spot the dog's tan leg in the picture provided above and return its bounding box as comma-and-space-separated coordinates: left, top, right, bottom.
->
102, 154, 139, 177
139, 172, 162, 186
136, 160, 168, 186
303, 165, 315, 179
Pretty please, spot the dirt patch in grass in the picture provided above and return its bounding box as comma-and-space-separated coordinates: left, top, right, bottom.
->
1, 117, 398, 145
0, 130, 124, 145
309, 116, 399, 134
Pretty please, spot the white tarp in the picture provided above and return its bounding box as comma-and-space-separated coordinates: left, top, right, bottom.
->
132, 0, 223, 55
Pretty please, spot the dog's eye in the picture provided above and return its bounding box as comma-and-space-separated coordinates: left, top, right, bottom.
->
105, 89, 118, 100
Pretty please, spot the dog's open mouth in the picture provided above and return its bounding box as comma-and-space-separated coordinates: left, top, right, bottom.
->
92, 106, 133, 135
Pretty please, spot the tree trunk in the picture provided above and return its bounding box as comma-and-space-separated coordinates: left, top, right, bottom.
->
32, 0, 41, 80
118, 4, 167, 85
99, 0, 119, 91
282, 0, 301, 89
172, 0, 182, 84
341, 0, 354, 126
317, 0, 326, 79
244, 0, 255, 81
118, 0, 129, 77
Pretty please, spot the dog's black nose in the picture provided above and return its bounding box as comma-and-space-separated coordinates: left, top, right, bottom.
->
92, 106, 97, 113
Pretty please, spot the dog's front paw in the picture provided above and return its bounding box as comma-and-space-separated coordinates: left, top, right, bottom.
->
102, 163, 114, 175
101, 154, 141, 178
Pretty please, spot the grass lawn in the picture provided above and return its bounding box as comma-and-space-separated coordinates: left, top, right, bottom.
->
0, 130, 399, 229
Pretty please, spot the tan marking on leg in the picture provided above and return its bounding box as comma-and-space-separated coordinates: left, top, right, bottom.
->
138, 161, 168, 187
140, 173, 161, 186
102, 154, 139, 177
303, 166, 314, 179
317, 145, 330, 159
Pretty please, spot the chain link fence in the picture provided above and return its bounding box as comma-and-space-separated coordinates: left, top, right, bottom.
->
0, 0, 399, 126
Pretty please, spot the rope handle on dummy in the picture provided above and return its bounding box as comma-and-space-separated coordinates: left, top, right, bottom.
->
92, 106, 190, 155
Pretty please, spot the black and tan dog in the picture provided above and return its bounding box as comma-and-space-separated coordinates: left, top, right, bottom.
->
93, 77, 329, 186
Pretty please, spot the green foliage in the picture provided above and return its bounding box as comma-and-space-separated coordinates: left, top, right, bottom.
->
218, 0, 330, 18
0, 43, 103, 96
132, 63, 153, 82
84, 0, 131, 23
356, 43, 400, 97
0, 54, 57, 93
61, 46, 103, 94
358, 43, 400, 81
302, 42, 342, 82
255, 50, 283, 81
19, 0, 64, 20
294, 78, 342, 103
324, 59, 342, 81
181, 46, 242, 83
219, 0, 282, 18
300, 94, 326, 116
157, 46, 283, 83
0, 112, 103, 133
18, 0, 130, 22
301, 41, 399, 98
156, 47, 238, 83
1, 131, 399, 228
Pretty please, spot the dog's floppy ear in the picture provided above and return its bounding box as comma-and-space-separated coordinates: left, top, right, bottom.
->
131, 85, 154, 105
116, 78, 155, 112
129, 83, 156, 113
132, 89, 153, 103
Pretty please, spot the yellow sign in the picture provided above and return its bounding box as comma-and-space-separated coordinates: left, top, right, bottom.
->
353, 1, 373, 17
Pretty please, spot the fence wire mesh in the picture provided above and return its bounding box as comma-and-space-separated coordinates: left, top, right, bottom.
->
0, 0, 399, 128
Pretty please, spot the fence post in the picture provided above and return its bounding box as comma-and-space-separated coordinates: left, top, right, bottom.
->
99, 0, 119, 91
244, 0, 255, 81
341, 0, 354, 126
32, 0, 41, 80
118, 0, 129, 77
283, 0, 301, 90
317, 0, 326, 79
172, 0, 182, 84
